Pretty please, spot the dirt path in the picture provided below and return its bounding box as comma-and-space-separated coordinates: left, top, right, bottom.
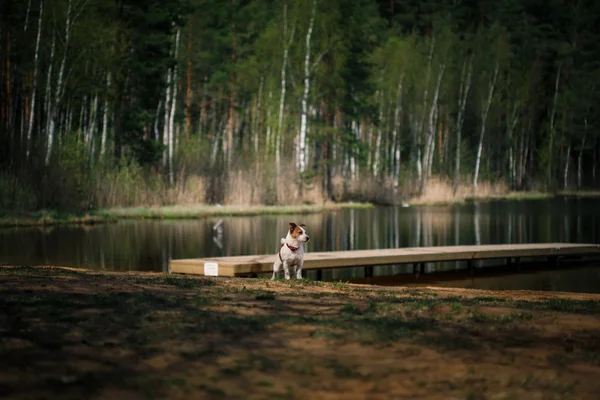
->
1, 266, 600, 399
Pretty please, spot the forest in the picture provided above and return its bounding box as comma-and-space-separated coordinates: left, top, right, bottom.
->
1, 0, 599, 211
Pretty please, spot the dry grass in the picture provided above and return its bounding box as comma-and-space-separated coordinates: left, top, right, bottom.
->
224, 166, 326, 206
410, 179, 553, 205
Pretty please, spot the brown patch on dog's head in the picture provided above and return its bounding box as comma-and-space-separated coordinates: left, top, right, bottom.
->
289, 222, 304, 239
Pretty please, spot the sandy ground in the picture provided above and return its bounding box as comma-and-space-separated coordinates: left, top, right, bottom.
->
2, 266, 600, 399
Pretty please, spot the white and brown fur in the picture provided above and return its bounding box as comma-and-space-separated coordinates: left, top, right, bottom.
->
271, 222, 310, 280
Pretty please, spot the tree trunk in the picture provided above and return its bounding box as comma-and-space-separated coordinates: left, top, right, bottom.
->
547, 64, 561, 186
577, 113, 588, 188
507, 103, 519, 188
255, 77, 263, 158
100, 71, 111, 158
46, 0, 73, 165
454, 55, 472, 190
473, 61, 499, 190
424, 64, 445, 182
417, 37, 435, 191
24, 0, 32, 32
276, 0, 294, 177
168, 28, 180, 184
185, 30, 192, 142
43, 32, 56, 155
373, 89, 384, 177
228, 0, 236, 166
564, 143, 571, 190
391, 74, 404, 188
593, 143, 597, 184
297, 0, 316, 174
88, 93, 98, 159
163, 66, 172, 169
26, 0, 43, 161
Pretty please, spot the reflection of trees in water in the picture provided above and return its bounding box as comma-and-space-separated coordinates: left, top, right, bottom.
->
2, 198, 599, 273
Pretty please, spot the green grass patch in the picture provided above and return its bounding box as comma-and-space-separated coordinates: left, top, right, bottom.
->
255, 291, 276, 301
515, 298, 600, 314
94, 202, 373, 220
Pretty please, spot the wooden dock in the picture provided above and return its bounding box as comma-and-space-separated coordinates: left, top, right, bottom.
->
169, 243, 600, 278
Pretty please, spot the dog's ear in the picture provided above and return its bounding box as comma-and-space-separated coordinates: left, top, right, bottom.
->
299, 224, 306, 227
289, 222, 297, 231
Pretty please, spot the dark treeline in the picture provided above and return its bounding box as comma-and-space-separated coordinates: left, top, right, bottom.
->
1, 0, 600, 211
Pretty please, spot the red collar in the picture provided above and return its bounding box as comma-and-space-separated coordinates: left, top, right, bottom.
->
286, 243, 299, 251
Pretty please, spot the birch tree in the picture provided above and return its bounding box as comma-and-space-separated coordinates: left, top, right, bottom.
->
26, 0, 43, 160
297, 0, 317, 174
473, 59, 499, 190
276, 0, 295, 176
454, 54, 473, 190
46, 0, 74, 165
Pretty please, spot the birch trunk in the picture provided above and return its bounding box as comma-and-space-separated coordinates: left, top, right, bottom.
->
227, 0, 236, 166
373, 89, 383, 177
507, 103, 519, 188
350, 120, 358, 180
100, 71, 111, 157
547, 65, 561, 185
168, 28, 181, 184
417, 37, 435, 188
255, 77, 263, 157
24, 0, 32, 32
454, 54, 473, 190
185, 31, 192, 142
564, 143, 571, 190
88, 93, 98, 158
577, 115, 587, 188
44, 32, 56, 150
297, 0, 316, 173
46, 0, 73, 165
473, 62, 499, 189
26, 0, 43, 160
423, 64, 445, 181
391, 74, 404, 187
162, 66, 172, 169
593, 144, 597, 183
276, 1, 294, 176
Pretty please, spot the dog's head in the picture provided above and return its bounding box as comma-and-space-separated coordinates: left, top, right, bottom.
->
289, 222, 310, 243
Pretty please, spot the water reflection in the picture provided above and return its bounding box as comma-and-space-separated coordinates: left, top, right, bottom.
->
1, 197, 599, 277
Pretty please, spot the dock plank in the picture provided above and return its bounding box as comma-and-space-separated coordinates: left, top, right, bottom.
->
170, 243, 600, 277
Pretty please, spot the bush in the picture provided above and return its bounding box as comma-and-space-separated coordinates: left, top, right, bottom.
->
0, 173, 37, 214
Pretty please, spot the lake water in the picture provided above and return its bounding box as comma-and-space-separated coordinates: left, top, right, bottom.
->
1, 197, 599, 293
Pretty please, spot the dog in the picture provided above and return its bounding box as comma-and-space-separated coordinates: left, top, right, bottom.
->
271, 222, 310, 280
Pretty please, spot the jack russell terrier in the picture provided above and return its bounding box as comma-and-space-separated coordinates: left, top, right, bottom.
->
271, 222, 310, 280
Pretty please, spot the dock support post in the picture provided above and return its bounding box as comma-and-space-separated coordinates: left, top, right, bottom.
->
365, 266, 374, 278
468, 260, 474, 276
316, 269, 323, 281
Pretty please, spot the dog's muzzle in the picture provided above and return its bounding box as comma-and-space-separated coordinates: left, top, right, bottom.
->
306, 236, 310, 242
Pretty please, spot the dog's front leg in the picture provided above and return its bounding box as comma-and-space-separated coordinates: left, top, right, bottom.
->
282, 261, 291, 280
295, 261, 303, 279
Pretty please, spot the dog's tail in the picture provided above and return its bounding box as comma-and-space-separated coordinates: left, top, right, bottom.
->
280, 238, 286, 246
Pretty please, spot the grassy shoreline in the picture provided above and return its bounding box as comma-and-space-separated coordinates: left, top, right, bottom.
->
0, 202, 372, 227
410, 189, 600, 206
2, 189, 599, 227
2, 265, 600, 399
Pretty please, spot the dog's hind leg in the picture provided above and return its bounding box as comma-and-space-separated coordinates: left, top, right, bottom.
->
295, 261, 303, 279
272, 260, 282, 280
